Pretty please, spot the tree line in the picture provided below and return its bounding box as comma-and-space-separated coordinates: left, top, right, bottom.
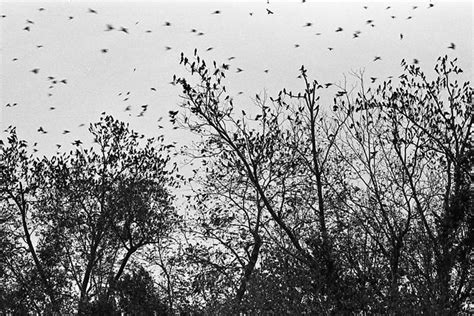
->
1, 55, 472, 314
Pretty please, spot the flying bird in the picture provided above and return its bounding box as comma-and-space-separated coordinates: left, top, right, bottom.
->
151, 87, 157, 91
370, 77, 377, 83
38, 7, 45, 11
266, 9, 274, 14
164, 21, 171, 26
63, 130, 70, 134
72, 140, 82, 146
264, 69, 269, 73
428, 3, 434, 8
236, 68, 243, 73
119, 27, 128, 33
60, 79, 67, 84
353, 31, 361, 38
101, 49, 108, 53
448, 42, 456, 49
88, 8, 97, 14
36, 45, 43, 48
413, 59, 419, 64
37, 127, 47, 134
294, 44, 300, 48
23, 26, 30, 31
400, 33, 403, 40
26, 19, 34, 24
328, 47, 334, 51
68, 16, 74, 20
105, 24, 114, 31
304, 22, 312, 27
212, 10, 221, 14
31, 68, 40, 74
165, 46, 172, 50
335, 27, 343, 32
206, 47, 213, 51
373, 56, 382, 61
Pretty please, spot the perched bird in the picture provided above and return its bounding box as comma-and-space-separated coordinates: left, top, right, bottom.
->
373, 56, 382, 62
335, 27, 343, 32
448, 42, 456, 50
266, 8, 274, 14
31, 68, 40, 74
88, 8, 98, 14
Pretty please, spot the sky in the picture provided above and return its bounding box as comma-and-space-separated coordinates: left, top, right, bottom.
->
0, 0, 472, 157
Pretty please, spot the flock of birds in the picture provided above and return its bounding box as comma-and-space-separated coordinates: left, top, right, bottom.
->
1, 1, 460, 152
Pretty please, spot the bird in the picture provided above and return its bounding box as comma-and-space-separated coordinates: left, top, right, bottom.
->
249, 12, 254, 16
370, 77, 377, 83
164, 21, 171, 26
1, 14, 6, 18
264, 69, 269, 73
31, 68, 40, 74
315, 32, 322, 35
353, 31, 361, 38
12, 58, 18, 61
413, 58, 419, 64
406, 16, 412, 20
266, 9, 274, 14
212, 10, 221, 14
294, 44, 300, 48
206, 47, 213, 51
304, 22, 312, 27
412, 6, 418, 10
151, 87, 157, 91
400, 33, 403, 40
88, 8, 97, 14
36, 45, 43, 48
228, 56, 236, 60
391, 15, 396, 19
236, 68, 243, 73
23, 26, 30, 31
448, 42, 456, 50
385, 6, 391, 10
72, 140, 82, 146
145, 30, 152, 33
428, 3, 434, 8
328, 47, 334, 51
119, 27, 128, 33
105, 24, 114, 31
335, 27, 343, 32
68, 16, 74, 20
124, 106, 131, 111
26, 19, 34, 24
165, 46, 172, 50
62, 130, 70, 134
60, 79, 67, 84
37, 127, 47, 134
38, 7, 45, 11
101, 49, 108, 53
366, 19, 373, 25
373, 56, 381, 62
363, 6, 368, 9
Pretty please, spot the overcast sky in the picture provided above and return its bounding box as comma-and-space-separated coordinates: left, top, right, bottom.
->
0, 0, 472, 156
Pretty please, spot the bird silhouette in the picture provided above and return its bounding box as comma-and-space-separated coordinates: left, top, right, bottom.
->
23, 26, 30, 31
72, 140, 82, 146
68, 16, 74, 20
101, 49, 108, 53
164, 21, 171, 26
119, 27, 128, 33
335, 27, 343, 32
428, 3, 434, 8
165, 46, 172, 50
400, 33, 403, 40
31, 68, 40, 74
88, 8, 98, 14
36, 45, 43, 48
366, 19, 373, 25
151, 87, 157, 91
448, 42, 456, 49
328, 47, 334, 51
37, 127, 47, 134
105, 24, 114, 31
413, 59, 419, 64
26, 19, 34, 24
373, 56, 381, 61
206, 47, 213, 51
236, 68, 243, 73
12, 58, 18, 61
294, 44, 300, 48
266, 9, 274, 14
264, 69, 269, 73
353, 31, 361, 38
124, 105, 131, 111
228, 56, 236, 60
304, 22, 312, 27
370, 77, 377, 83
38, 7, 45, 11
63, 130, 70, 134
212, 10, 221, 14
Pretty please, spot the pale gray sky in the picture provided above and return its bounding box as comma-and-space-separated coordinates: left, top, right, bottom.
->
0, 0, 472, 155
